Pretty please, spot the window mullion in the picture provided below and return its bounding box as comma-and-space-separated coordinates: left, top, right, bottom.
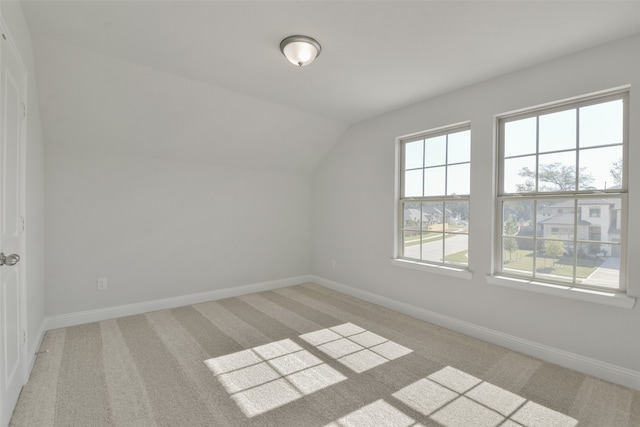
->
532, 199, 538, 279
575, 108, 580, 191
421, 139, 425, 198
419, 202, 423, 261
443, 135, 449, 264
535, 116, 540, 193
573, 198, 578, 284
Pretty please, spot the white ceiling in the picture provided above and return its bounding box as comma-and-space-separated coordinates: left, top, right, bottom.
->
21, 1, 640, 125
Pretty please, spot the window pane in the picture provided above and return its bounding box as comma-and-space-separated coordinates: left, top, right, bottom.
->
444, 234, 468, 267
503, 200, 534, 236
539, 109, 576, 153
502, 237, 533, 277
421, 200, 445, 263
504, 117, 536, 157
445, 200, 469, 233
404, 140, 424, 170
579, 99, 623, 148
404, 169, 423, 197
538, 151, 576, 191
403, 231, 423, 259
581, 259, 619, 288
447, 163, 470, 196
577, 243, 619, 289
422, 201, 445, 232
537, 199, 574, 238
402, 202, 422, 230
578, 199, 620, 243
421, 236, 443, 263
448, 130, 470, 164
579, 145, 623, 190
503, 155, 536, 193
424, 167, 446, 196
424, 135, 447, 167
536, 239, 573, 283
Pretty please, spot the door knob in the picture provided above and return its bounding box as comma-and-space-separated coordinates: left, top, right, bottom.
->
0, 253, 20, 266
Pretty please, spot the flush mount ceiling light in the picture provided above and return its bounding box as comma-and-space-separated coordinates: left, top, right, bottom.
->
280, 35, 321, 67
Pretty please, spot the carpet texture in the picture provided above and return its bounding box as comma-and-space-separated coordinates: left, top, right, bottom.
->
9, 283, 640, 426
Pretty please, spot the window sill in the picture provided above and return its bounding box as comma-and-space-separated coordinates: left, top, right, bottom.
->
390, 258, 473, 280
486, 275, 636, 309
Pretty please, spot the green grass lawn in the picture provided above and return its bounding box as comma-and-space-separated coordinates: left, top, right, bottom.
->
502, 249, 601, 279
444, 250, 469, 265
403, 232, 442, 246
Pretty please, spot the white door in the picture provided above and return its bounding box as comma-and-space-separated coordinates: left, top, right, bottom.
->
0, 22, 27, 427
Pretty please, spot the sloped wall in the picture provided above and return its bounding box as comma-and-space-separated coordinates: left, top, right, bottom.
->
37, 39, 346, 316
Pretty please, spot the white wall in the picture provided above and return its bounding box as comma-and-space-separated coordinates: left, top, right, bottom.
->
46, 148, 311, 315
36, 39, 345, 317
0, 1, 46, 362
312, 35, 640, 372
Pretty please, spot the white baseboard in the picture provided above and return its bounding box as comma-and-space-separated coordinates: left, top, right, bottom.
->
311, 275, 640, 391
45, 275, 313, 330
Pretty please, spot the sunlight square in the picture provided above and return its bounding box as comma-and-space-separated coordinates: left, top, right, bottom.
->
325, 399, 417, 427
269, 350, 323, 376
392, 378, 458, 416
338, 349, 388, 373
232, 378, 302, 418
300, 328, 343, 346
204, 349, 261, 375
253, 339, 302, 360
218, 362, 280, 394
348, 331, 388, 347
369, 341, 412, 360
428, 366, 482, 393
466, 382, 526, 416
330, 323, 366, 337
318, 338, 364, 359
286, 364, 347, 394
431, 396, 505, 427
512, 401, 578, 427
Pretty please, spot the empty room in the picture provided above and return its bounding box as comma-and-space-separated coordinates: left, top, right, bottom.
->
1, 1, 639, 426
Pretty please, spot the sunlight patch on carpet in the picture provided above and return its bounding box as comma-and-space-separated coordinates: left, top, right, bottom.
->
325, 399, 424, 427
205, 339, 346, 417
300, 323, 413, 373
393, 366, 578, 427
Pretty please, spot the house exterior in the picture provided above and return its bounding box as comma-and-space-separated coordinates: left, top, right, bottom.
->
537, 199, 621, 256
404, 206, 457, 230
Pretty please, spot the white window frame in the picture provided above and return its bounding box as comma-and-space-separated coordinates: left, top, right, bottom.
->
392, 122, 472, 279
490, 88, 634, 308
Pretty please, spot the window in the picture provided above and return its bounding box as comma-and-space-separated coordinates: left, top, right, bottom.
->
497, 90, 627, 291
397, 124, 470, 269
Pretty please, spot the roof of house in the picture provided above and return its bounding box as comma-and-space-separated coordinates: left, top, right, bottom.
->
538, 214, 591, 226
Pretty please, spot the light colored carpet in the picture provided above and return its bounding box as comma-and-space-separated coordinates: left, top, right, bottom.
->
10, 283, 640, 426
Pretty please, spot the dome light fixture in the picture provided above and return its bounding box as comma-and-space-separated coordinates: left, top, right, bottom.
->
280, 35, 321, 67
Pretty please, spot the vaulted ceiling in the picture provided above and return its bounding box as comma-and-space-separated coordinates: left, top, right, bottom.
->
21, 1, 640, 173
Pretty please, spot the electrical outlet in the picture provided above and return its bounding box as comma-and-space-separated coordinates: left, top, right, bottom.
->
97, 278, 108, 291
